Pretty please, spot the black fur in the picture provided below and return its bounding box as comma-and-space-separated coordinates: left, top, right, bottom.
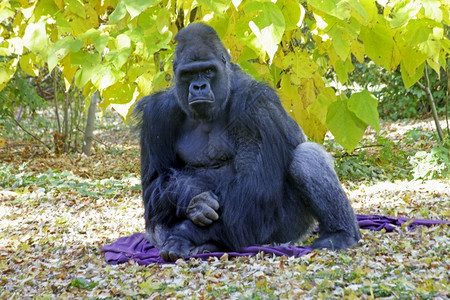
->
135, 23, 361, 261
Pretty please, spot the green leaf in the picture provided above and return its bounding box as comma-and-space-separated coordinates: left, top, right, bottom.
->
198, 0, 231, 15
328, 27, 351, 61
102, 81, 137, 105
277, 0, 305, 30
441, 39, 450, 55
326, 98, 366, 152
123, 0, 159, 19
422, 0, 443, 23
151, 71, 166, 90
389, 1, 420, 28
137, 6, 158, 29
245, 1, 285, 63
116, 33, 131, 49
144, 31, 172, 54
105, 48, 132, 69
156, 7, 170, 34
0, 59, 18, 88
358, 0, 378, 23
402, 19, 434, 47
79, 29, 110, 53
401, 61, 424, 89
23, 20, 49, 56
91, 64, 124, 90
71, 51, 101, 87
139, 279, 165, 294
397, 41, 427, 77
108, 1, 127, 24
351, 40, 365, 63
232, 0, 242, 10
33, 0, 59, 20
334, 59, 348, 84
19, 54, 39, 77
70, 278, 98, 290
308, 0, 350, 20
359, 22, 394, 70
66, 0, 86, 19
54, 13, 72, 36
47, 37, 83, 72
401, 19, 442, 74
347, 0, 368, 22
347, 89, 380, 132
307, 93, 333, 126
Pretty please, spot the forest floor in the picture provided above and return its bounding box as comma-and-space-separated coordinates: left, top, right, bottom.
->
0, 117, 449, 299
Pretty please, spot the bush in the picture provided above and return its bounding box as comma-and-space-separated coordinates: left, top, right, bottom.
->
348, 62, 447, 120
410, 140, 450, 180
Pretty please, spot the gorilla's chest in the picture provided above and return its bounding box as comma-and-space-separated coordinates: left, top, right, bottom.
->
176, 121, 235, 168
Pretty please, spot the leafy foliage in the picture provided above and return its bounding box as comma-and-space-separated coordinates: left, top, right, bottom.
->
349, 62, 448, 120
411, 138, 450, 180
0, 0, 448, 152
331, 124, 449, 182
0, 69, 47, 120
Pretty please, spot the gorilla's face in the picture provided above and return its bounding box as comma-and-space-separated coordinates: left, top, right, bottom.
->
175, 53, 230, 120
173, 23, 232, 120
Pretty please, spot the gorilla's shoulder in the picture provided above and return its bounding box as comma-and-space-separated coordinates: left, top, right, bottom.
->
230, 71, 283, 111
134, 89, 183, 121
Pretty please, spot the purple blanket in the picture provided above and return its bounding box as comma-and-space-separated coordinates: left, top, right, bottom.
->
102, 214, 449, 265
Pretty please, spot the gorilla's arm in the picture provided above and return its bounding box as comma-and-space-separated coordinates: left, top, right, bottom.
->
136, 93, 180, 233
217, 78, 306, 248
137, 93, 216, 234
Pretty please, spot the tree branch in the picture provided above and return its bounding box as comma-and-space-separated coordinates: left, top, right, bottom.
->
416, 66, 444, 141
10, 115, 52, 151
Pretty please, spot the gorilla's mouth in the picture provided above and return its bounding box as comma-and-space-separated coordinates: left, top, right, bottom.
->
189, 98, 215, 105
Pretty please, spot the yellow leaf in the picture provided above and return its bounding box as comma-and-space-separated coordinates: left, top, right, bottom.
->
391, 43, 401, 70
292, 98, 327, 143
67, 13, 93, 36
299, 78, 316, 109
0, 58, 18, 88
61, 54, 79, 90
8, 37, 23, 55
23, 20, 49, 56
351, 40, 365, 63
279, 74, 298, 119
282, 52, 318, 80
54, 0, 64, 10
86, 5, 99, 28
19, 53, 39, 77
307, 93, 333, 126
136, 72, 154, 96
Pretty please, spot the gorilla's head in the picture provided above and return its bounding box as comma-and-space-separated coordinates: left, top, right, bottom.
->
173, 23, 232, 120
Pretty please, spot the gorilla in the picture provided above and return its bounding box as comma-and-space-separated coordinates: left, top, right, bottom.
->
135, 23, 361, 262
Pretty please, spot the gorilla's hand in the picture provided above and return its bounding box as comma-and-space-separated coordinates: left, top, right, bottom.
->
186, 191, 220, 226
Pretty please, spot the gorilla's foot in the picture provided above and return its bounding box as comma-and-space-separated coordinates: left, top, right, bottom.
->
311, 231, 360, 250
192, 243, 221, 255
159, 236, 193, 262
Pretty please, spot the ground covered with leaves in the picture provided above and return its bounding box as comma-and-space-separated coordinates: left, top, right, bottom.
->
1, 118, 449, 299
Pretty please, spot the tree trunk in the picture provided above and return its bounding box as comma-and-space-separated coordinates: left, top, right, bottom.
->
82, 92, 99, 155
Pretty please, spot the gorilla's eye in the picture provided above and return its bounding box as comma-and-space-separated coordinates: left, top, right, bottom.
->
204, 68, 215, 75
180, 71, 193, 81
